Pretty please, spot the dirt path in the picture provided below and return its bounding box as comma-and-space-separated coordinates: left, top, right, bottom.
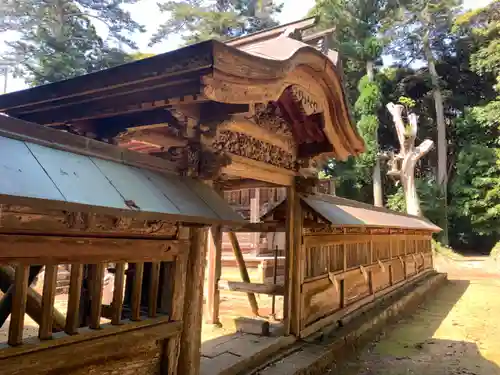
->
328, 257, 500, 375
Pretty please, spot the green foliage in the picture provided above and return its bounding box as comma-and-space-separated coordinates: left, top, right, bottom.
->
150, 0, 282, 46
0, 0, 142, 86
387, 178, 444, 225
398, 96, 416, 108
450, 144, 500, 236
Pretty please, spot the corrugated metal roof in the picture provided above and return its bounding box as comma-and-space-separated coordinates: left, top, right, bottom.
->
301, 194, 441, 232
0, 135, 244, 226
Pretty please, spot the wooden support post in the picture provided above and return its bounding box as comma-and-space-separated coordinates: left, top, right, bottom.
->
205, 225, 222, 325
39, 264, 57, 340
8, 265, 29, 346
65, 264, 83, 334
131, 263, 144, 321
228, 231, 259, 316
283, 183, 302, 336
148, 262, 161, 318
111, 262, 126, 325
178, 227, 208, 375
250, 188, 260, 247
163, 228, 190, 375
89, 263, 104, 330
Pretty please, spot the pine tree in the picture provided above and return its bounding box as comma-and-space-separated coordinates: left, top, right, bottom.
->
0, 0, 144, 86
387, 0, 463, 244
310, 0, 398, 207
150, 0, 282, 47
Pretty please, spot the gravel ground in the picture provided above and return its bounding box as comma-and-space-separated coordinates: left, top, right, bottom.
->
327, 256, 500, 375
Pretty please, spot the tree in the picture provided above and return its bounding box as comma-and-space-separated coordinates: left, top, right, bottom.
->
310, 0, 400, 207
150, 0, 283, 47
0, 0, 143, 86
387, 0, 463, 244
386, 98, 434, 216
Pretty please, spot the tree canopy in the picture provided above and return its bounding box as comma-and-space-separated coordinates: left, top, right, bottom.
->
0, 0, 143, 86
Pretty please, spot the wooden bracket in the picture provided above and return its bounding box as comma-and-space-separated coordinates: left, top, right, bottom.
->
328, 272, 339, 294
377, 260, 386, 273
359, 265, 368, 282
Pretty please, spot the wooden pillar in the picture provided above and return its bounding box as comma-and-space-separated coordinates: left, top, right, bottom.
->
177, 226, 208, 375
283, 182, 302, 336
162, 227, 190, 375
250, 188, 260, 249
205, 225, 222, 325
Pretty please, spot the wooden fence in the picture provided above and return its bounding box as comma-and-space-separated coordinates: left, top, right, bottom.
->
299, 229, 433, 337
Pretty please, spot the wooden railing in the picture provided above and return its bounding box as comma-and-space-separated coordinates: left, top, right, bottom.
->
0, 234, 187, 374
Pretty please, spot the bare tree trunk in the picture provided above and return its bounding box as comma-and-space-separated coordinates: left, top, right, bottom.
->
366, 60, 383, 207
387, 103, 434, 217
423, 34, 449, 244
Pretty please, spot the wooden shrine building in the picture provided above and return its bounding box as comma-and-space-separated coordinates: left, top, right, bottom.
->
0, 16, 439, 375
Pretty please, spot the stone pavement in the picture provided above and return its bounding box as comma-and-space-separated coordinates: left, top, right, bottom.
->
201, 331, 295, 375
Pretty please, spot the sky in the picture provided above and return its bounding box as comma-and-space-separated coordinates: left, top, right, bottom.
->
0, 0, 493, 94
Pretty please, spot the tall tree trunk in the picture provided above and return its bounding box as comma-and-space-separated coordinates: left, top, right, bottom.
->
423, 33, 449, 244
366, 60, 383, 207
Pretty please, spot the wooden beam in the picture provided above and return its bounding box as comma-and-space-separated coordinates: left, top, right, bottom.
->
205, 225, 222, 325
283, 182, 302, 336
0, 235, 180, 264
178, 227, 208, 375
227, 231, 259, 316
218, 280, 284, 296
219, 178, 280, 191
222, 222, 285, 233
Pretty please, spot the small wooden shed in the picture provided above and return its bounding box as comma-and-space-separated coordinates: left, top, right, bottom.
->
257, 192, 441, 338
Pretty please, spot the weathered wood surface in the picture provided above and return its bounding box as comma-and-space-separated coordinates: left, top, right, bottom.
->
0, 235, 181, 264
0, 318, 181, 375
178, 227, 207, 375
39, 265, 58, 340
163, 231, 189, 375
0, 205, 179, 238
217, 280, 285, 296
299, 229, 433, 337
205, 225, 222, 325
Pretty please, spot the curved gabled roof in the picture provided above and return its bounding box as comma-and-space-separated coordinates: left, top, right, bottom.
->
0, 19, 364, 161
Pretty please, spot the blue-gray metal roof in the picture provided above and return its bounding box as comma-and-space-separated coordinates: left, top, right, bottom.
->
301, 194, 441, 232
0, 134, 244, 226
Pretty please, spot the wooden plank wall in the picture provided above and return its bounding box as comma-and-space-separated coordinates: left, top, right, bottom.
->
299, 231, 433, 337
0, 229, 192, 375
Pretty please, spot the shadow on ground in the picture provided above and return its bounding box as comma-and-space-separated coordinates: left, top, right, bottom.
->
327, 279, 500, 375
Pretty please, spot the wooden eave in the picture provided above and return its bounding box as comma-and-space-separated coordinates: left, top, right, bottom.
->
0, 37, 365, 160
0, 115, 245, 227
